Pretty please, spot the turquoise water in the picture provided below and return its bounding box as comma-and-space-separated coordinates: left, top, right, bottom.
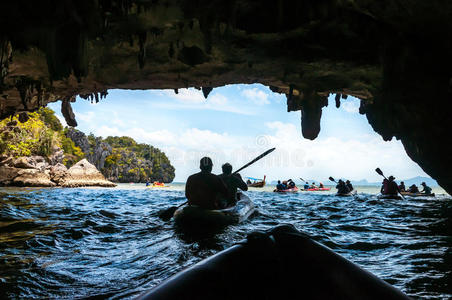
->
0, 184, 451, 299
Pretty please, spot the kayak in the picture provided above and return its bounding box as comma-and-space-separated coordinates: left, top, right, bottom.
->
303, 187, 331, 191
400, 192, 435, 197
336, 189, 357, 197
377, 194, 402, 200
174, 193, 255, 234
138, 224, 409, 300
273, 186, 299, 193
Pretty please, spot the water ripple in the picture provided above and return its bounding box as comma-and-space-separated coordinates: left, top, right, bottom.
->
0, 185, 451, 299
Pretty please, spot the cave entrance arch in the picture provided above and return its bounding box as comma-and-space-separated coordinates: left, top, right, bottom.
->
47, 84, 434, 187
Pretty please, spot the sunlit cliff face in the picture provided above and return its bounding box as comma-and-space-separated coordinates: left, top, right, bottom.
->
0, 1, 451, 193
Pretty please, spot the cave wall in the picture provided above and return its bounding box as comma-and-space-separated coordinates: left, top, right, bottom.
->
0, 1, 451, 193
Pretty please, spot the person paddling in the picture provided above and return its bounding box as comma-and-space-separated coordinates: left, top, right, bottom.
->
336, 179, 350, 194
398, 181, 406, 192
381, 176, 398, 196
304, 182, 310, 189
185, 157, 228, 210
345, 180, 353, 192
408, 184, 419, 193
420, 182, 432, 195
276, 180, 285, 191
287, 179, 296, 188
218, 163, 248, 207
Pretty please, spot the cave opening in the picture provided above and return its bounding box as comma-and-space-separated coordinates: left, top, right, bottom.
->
47, 83, 436, 189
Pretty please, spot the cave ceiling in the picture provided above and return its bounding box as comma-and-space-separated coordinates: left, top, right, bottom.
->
0, 1, 451, 193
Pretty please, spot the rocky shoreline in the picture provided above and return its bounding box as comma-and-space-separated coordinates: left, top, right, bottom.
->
0, 156, 116, 188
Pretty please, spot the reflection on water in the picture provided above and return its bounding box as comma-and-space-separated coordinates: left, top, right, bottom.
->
0, 185, 451, 299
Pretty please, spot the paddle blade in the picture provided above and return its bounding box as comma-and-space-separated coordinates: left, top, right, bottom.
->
159, 206, 178, 221
299, 177, 305, 182
375, 168, 384, 176
329, 176, 335, 182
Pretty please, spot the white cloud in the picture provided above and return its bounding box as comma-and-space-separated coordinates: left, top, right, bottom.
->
241, 88, 270, 105
341, 101, 360, 113
75, 111, 95, 123
91, 120, 428, 183
258, 121, 428, 183
155, 89, 253, 115
163, 88, 205, 104
209, 93, 228, 106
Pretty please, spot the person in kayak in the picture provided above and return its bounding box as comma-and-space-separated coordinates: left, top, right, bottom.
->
304, 182, 310, 189
381, 176, 398, 196
319, 182, 324, 188
420, 182, 433, 195
336, 179, 350, 194
408, 184, 420, 193
287, 179, 296, 188
218, 163, 248, 207
185, 157, 228, 210
398, 181, 406, 192
345, 180, 353, 192
310, 182, 317, 189
276, 180, 286, 191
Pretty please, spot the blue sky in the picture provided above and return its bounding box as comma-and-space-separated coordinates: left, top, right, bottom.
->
48, 84, 429, 183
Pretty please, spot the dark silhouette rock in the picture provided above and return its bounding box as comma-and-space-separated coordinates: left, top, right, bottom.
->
0, 1, 451, 193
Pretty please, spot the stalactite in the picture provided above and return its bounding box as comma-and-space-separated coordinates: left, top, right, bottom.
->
335, 93, 341, 108
202, 87, 213, 99
61, 98, 77, 127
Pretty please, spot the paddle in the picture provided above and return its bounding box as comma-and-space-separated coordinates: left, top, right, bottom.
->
329, 176, 337, 183
159, 148, 276, 220
375, 168, 406, 200
299, 177, 305, 182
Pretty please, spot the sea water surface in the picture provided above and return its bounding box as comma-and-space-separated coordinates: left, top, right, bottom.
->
0, 184, 451, 299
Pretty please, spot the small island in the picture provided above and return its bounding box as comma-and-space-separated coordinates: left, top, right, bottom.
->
0, 108, 175, 187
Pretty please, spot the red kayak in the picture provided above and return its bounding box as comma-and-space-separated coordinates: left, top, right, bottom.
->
273, 187, 299, 193
303, 187, 331, 191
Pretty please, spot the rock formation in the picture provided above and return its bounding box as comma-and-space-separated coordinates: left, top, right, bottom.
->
0, 1, 451, 193
60, 159, 116, 187
0, 155, 115, 187
66, 128, 175, 183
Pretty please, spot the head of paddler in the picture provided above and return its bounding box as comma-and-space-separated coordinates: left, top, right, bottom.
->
388, 175, 395, 182
421, 182, 426, 186
199, 157, 213, 173
221, 163, 232, 175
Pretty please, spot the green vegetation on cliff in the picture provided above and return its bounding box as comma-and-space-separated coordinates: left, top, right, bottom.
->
0, 108, 175, 183
101, 136, 175, 183
0, 108, 83, 161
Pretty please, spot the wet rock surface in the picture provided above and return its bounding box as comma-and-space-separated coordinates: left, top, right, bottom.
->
0, 1, 451, 193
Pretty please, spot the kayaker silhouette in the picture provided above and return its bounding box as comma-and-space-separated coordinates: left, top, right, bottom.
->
345, 180, 353, 192
336, 179, 350, 194
218, 163, 248, 208
185, 157, 228, 210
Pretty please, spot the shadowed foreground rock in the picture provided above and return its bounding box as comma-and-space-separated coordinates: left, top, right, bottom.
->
0, 1, 451, 193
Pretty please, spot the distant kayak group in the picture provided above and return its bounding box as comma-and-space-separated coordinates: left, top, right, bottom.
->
271, 171, 435, 199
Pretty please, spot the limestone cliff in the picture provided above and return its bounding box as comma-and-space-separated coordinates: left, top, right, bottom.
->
66, 129, 175, 183
0, 1, 451, 193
